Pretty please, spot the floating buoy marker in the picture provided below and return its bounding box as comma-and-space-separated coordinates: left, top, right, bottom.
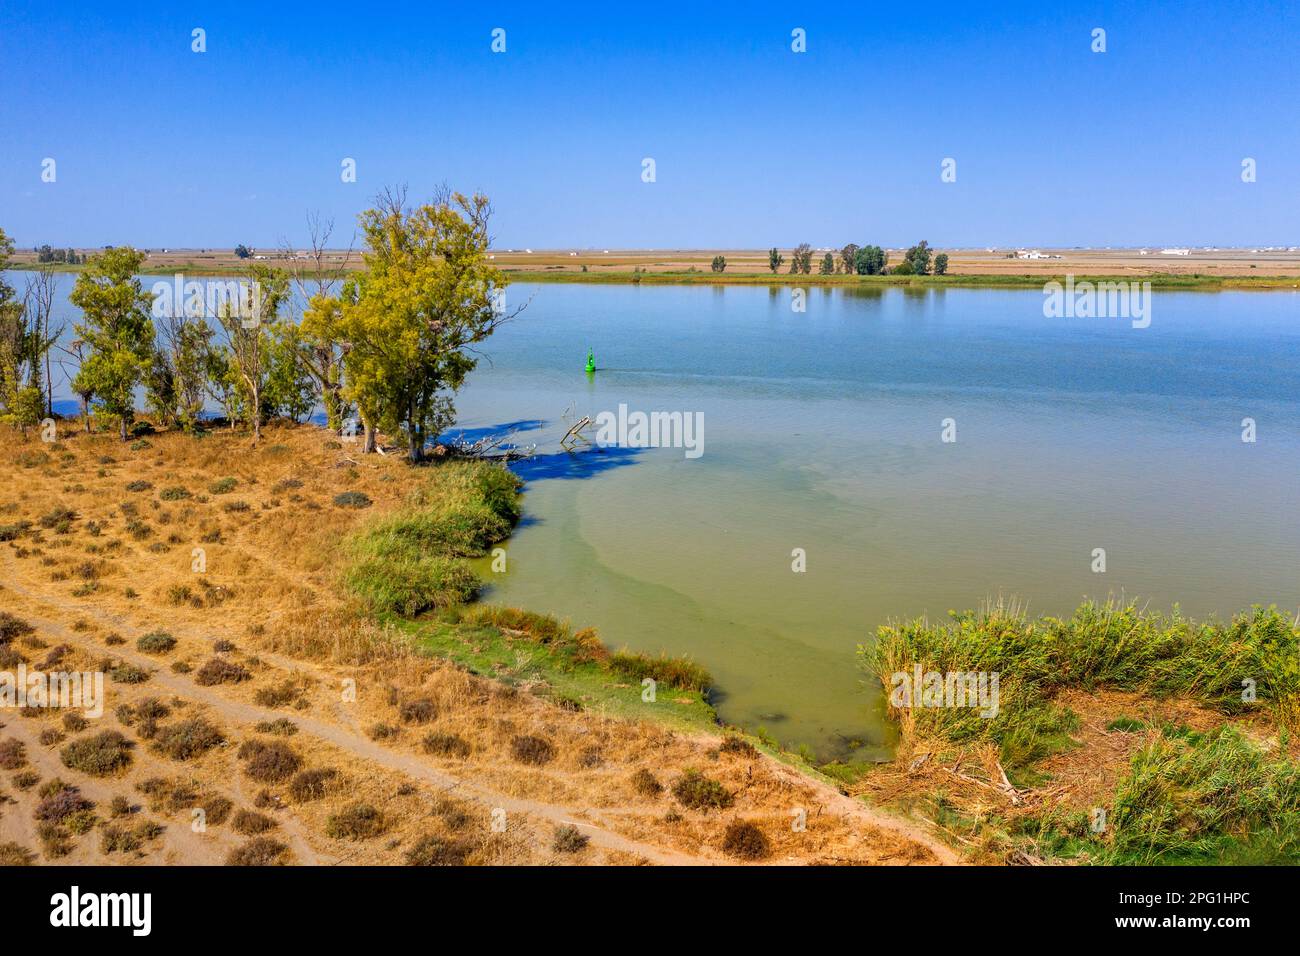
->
585, 348, 596, 374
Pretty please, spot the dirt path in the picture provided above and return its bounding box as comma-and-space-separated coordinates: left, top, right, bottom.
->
2, 578, 716, 865
3, 551, 957, 866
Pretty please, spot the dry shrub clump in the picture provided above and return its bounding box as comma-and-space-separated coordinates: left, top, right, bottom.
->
404, 834, 475, 866
325, 802, 386, 840
672, 770, 734, 811
195, 657, 251, 686
60, 730, 134, 775
399, 697, 437, 724
136, 631, 177, 654
552, 824, 590, 853
421, 732, 471, 758
287, 768, 338, 802
0, 737, 27, 770
630, 768, 663, 797
151, 717, 224, 761
721, 820, 770, 860
238, 739, 302, 783
232, 809, 278, 835
226, 837, 291, 866
510, 735, 555, 766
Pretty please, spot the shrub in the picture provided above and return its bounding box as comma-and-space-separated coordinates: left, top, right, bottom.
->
672, 770, 733, 811
160, 486, 192, 501
333, 491, 372, 509
125, 480, 153, 492
61, 731, 134, 775
109, 662, 151, 684
34, 783, 94, 823
552, 824, 589, 853
253, 681, 302, 708
630, 768, 663, 797
721, 820, 770, 859
255, 718, 299, 736
288, 768, 338, 802
136, 697, 170, 721
38, 505, 77, 531
325, 803, 385, 840
238, 740, 301, 783
99, 824, 142, 854
195, 657, 251, 686
719, 736, 758, 758
0, 737, 27, 770
137, 631, 177, 654
367, 722, 400, 741
0, 842, 35, 865
399, 698, 437, 724
404, 834, 474, 866
232, 809, 278, 835
0, 611, 35, 643
62, 712, 89, 734
202, 794, 233, 826
510, 735, 555, 766
421, 733, 471, 758
226, 836, 290, 865
208, 477, 237, 495
110, 795, 134, 817
151, 717, 224, 760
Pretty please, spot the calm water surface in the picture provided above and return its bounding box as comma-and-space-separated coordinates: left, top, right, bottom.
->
453, 283, 1300, 760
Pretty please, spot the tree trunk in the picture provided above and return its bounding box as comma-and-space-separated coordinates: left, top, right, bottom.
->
323, 384, 341, 433
119, 416, 128, 441
362, 423, 376, 454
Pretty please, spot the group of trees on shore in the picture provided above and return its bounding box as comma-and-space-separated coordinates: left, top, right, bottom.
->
0, 187, 517, 463
768, 242, 948, 276
35, 245, 84, 265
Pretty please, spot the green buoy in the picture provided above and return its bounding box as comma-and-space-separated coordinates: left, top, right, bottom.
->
585, 348, 596, 373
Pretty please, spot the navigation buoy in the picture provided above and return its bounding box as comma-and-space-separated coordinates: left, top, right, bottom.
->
585, 348, 596, 373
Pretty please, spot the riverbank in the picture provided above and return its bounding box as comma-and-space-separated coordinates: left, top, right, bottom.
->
0, 419, 953, 865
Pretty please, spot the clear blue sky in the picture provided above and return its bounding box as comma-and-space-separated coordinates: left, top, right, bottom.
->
2, 0, 1297, 250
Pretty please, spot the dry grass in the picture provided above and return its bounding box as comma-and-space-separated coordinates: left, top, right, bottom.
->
0, 421, 952, 866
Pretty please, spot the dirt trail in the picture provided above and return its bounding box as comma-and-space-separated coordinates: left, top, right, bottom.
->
2, 523, 957, 866
2, 576, 719, 865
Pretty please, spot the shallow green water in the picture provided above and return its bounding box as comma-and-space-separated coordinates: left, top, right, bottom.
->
452, 283, 1300, 761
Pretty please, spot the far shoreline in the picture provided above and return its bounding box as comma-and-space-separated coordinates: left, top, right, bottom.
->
7, 260, 1300, 291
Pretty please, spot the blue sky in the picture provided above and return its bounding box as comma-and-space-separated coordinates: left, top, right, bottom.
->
1, 0, 1297, 249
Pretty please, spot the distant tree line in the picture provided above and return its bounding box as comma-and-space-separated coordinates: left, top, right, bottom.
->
770, 241, 949, 276
35, 245, 84, 265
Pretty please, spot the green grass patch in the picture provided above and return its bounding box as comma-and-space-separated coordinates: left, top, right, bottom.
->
862, 600, 1300, 770
341, 460, 520, 615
